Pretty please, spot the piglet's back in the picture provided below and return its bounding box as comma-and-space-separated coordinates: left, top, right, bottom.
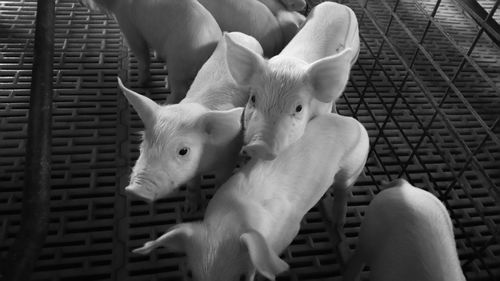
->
360, 180, 465, 281
270, 114, 368, 212
212, 114, 368, 233
279, 2, 360, 64
182, 32, 263, 110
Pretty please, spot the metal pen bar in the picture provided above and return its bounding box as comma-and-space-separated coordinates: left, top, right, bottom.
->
349, 61, 409, 179
353, 61, 412, 180
3, 0, 55, 280
351, 45, 494, 276
353, 10, 495, 277
376, 0, 500, 146
346, 76, 399, 182
354, 0, 401, 115
354, 2, 497, 274
361, 0, 499, 210
444, 118, 499, 196
341, 81, 383, 191
359, 1, 498, 198
453, 0, 500, 45
412, 0, 500, 96
355, 4, 443, 159
398, 25, 487, 178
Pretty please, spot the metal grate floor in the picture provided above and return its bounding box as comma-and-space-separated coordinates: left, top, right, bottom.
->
1, 0, 499, 280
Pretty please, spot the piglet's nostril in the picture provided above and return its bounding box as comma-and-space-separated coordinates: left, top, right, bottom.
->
243, 142, 277, 161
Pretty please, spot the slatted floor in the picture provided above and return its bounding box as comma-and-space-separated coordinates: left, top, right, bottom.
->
0, 0, 499, 280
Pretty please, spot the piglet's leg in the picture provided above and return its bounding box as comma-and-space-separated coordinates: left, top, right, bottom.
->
166, 73, 191, 104
321, 182, 351, 245
133, 235, 166, 255
183, 176, 202, 213
120, 24, 151, 85
331, 187, 349, 231
245, 269, 256, 281
342, 248, 365, 281
136, 48, 151, 86
330, 166, 365, 232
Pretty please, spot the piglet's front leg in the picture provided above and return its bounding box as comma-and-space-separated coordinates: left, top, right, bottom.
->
331, 187, 349, 232
183, 176, 203, 214
320, 186, 350, 246
320, 191, 341, 246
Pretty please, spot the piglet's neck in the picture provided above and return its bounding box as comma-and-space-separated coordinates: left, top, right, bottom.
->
198, 125, 244, 177
310, 99, 334, 116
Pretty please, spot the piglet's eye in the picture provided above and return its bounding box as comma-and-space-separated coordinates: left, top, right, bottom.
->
250, 95, 256, 103
178, 147, 189, 156
295, 105, 302, 112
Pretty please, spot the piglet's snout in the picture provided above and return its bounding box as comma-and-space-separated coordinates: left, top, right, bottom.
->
125, 185, 155, 203
242, 137, 277, 160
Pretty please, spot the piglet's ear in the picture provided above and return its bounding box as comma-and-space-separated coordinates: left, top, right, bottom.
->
117, 77, 159, 128
201, 107, 244, 145
133, 223, 195, 255
225, 35, 267, 86
306, 48, 353, 104
241, 230, 289, 280
225, 32, 264, 56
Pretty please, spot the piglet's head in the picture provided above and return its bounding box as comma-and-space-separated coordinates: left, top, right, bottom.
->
226, 36, 353, 160
117, 78, 243, 202
133, 223, 289, 281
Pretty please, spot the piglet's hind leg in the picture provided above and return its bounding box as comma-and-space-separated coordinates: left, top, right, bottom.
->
121, 27, 151, 85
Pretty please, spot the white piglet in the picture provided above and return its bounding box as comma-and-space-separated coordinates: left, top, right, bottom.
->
134, 113, 369, 281
256, 0, 307, 43
118, 32, 263, 210
181, 32, 263, 110
82, 0, 221, 102
226, 1, 360, 160
343, 179, 466, 281
197, 0, 305, 57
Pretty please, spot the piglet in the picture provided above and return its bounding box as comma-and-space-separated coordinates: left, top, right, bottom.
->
118, 32, 263, 211
81, 0, 221, 103
343, 179, 466, 281
133, 113, 369, 281
257, 0, 307, 43
226, 1, 360, 160
197, 0, 305, 57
